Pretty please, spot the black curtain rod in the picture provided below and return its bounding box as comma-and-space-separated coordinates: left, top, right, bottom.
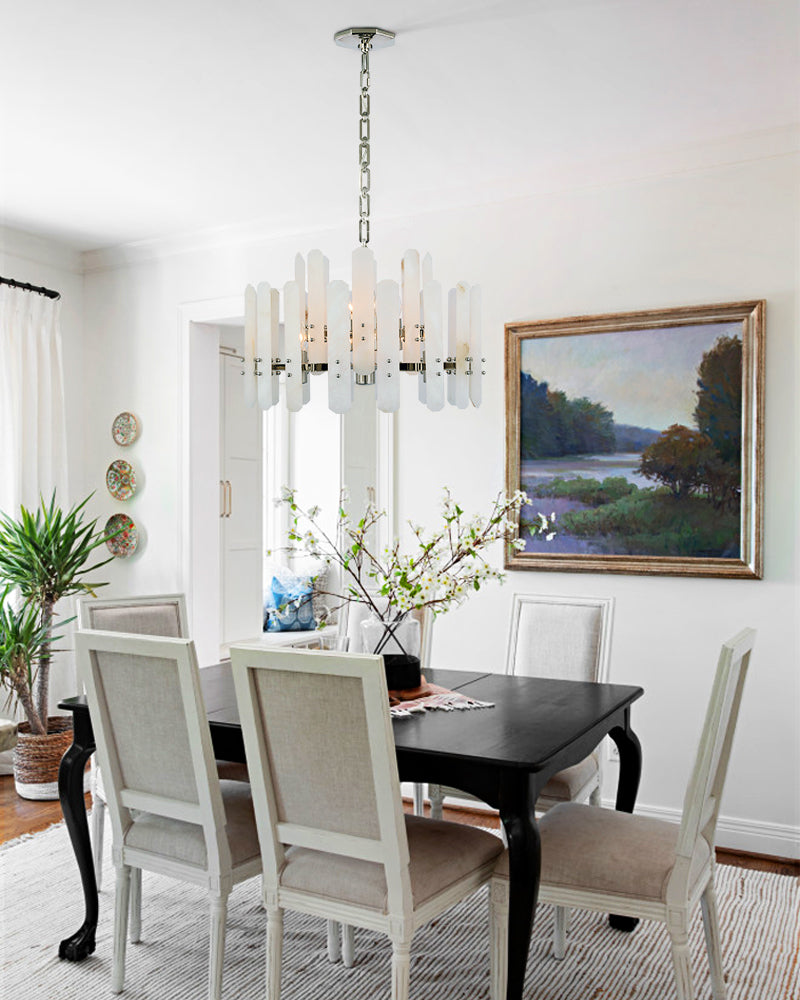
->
0, 275, 61, 300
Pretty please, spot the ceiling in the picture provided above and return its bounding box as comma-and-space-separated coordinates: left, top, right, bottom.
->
2, 0, 797, 252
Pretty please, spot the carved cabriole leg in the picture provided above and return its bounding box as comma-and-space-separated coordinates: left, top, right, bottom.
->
266, 907, 283, 1000
111, 865, 132, 994
499, 775, 541, 1000
390, 940, 412, 1000
553, 906, 567, 960
208, 890, 229, 1000
58, 711, 99, 962
700, 880, 727, 1000
342, 923, 355, 967
608, 717, 643, 932
489, 876, 509, 1000
667, 908, 695, 1000
326, 919, 341, 962
429, 783, 445, 821
91, 797, 105, 890
129, 868, 142, 943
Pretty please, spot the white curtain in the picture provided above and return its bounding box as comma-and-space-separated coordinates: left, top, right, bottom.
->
0, 284, 69, 517
0, 285, 69, 769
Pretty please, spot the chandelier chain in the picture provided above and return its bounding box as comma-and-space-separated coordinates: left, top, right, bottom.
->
358, 36, 371, 247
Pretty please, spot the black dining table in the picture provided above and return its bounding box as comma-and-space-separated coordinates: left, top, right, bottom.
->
58, 664, 643, 1000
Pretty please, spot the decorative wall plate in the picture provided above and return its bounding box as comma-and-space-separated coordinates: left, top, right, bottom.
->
106, 460, 136, 500
112, 411, 140, 446
104, 514, 138, 558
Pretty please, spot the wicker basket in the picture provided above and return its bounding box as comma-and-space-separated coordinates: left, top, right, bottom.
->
13, 715, 74, 800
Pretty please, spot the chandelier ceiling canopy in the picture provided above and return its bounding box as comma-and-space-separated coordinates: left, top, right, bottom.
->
244, 27, 483, 414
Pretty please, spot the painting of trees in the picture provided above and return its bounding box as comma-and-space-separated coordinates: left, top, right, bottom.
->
637, 334, 742, 510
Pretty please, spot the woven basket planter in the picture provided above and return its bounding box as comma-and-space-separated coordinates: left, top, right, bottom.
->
13, 715, 74, 801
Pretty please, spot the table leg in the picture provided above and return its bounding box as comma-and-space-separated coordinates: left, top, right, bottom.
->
57, 709, 98, 961
499, 782, 540, 1000
608, 717, 643, 932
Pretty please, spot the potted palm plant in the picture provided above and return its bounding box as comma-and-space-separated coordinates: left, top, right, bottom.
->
0, 493, 114, 799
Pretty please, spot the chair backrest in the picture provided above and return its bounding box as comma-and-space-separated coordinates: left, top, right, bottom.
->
505, 593, 614, 683
231, 646, 412, 914
76, 629, 232, 877
76, 593, 188, 639
670, 629, 756, 889
338, 600, 434, 668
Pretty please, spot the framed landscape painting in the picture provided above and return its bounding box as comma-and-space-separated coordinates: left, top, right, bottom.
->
505, 301, 764, 578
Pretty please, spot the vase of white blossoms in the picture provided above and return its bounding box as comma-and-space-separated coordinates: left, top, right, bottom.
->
276, 487, 555, 689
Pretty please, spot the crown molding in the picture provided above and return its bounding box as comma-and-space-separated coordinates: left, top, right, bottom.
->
0, 224, 83, 275
80, 124, 800, 275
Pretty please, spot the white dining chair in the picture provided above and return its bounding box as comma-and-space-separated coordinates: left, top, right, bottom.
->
230, 644, 505, 1000
490, 628, 756, 1000
327, 601, 434, 967
76, 593, 248, 933
429, 593, 614, 819
76, 629, 262, 1000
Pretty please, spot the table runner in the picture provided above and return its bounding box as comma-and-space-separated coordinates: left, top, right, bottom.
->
388, 676, 495, 717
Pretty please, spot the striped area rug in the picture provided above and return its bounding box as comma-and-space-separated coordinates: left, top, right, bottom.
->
1, 821, 797, 999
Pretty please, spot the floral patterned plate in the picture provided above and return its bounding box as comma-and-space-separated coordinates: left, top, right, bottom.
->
112, 411, 140, 446
104, 513, 138, 558
106, 459, 136, 500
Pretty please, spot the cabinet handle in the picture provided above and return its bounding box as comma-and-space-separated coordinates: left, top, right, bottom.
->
219, 480, 225, 518
225, 480, 232, 517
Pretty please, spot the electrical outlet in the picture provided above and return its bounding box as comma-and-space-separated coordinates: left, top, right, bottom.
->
607, 738, 620, 762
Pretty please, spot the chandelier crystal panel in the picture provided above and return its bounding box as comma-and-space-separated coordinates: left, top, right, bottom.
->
243, 27, 483, 415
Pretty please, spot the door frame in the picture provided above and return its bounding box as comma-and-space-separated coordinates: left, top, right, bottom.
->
178, 295, 243, 665
178, 294, 396, 666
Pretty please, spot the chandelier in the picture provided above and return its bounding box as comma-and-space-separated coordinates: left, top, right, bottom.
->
244, 27, 483, 414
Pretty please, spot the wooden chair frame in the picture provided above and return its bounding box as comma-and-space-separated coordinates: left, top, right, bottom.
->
490, 628, 756, 1000
76, 593, 189, 917
231, 644, 500, 1000
430, 593, 614, 818
76, 629, 261, 999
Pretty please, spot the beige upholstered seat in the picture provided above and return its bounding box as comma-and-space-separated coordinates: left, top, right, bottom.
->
429, 593, 614, 817
76, 629, 262, 1000
77, 593, 249, 900
230, 644, 505, 1000
490, 628, 757, 1000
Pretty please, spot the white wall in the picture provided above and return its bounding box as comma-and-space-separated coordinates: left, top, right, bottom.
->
0, 226, 85, 736
80, 145, 799, 856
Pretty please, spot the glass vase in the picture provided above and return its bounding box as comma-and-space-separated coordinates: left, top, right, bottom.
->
360, 614, 421, 690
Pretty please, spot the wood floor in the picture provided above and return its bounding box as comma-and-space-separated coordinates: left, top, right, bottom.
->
2, 774, 798, 876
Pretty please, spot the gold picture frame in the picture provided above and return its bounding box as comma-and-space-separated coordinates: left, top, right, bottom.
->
505, 301, 765, 578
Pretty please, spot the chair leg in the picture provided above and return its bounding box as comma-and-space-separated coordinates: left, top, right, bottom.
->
208, 890, 229, 1000
589, 784, 602, 807
700, 882, 727, 1000
390, 939, 412, 1000
129, 867, 142, 943
667, 914, 696, 1000
412, 782, 425, 816
489, 877, 509, 1000
553, 906, 567, 960
429, 783, 444, 821
111, 864, 132, 994
92, 797, 106, 891
266, 906, 283, 1000
326, 920, 341, 962
342, 923, 355, 967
